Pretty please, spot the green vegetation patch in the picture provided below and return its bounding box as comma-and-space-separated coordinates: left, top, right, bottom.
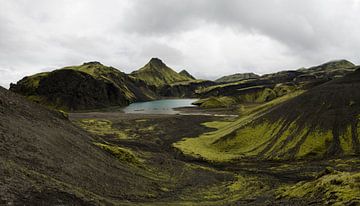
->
174, 91, 308, 162
236, 87, 277, 103
277, 170, 360, 205
297, 129, 333, 158
75, 119, 127, 139
94, 143, 140, 164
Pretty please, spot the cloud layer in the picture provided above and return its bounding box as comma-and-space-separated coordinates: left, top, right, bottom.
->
1, 0, 360, 87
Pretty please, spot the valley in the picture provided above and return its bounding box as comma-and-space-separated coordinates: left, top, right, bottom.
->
2, 58, 360, 205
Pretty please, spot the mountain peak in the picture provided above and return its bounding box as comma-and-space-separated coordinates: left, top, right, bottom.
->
148, 58, 166, 67
82, 61, 103, 66
131, 59, 193, 87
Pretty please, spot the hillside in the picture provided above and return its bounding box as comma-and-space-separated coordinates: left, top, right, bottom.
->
194, 60, 357, 108
216, 72, 259, 83
0, 86, 161, 205
130, 58, 193, 87
9, 62, 157, 111
0, 86, 272, 205
175, 68, 360, 161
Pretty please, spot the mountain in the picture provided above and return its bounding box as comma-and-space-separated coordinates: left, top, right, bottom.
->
130, 58, 193, 87
216, 72, 259, 83
194, 60, 357, 108
0, 86, 159, 205
175, 68, 360, 161
299, 59, 355, 74
9, 62, 157, 111
179, 70, 196, 80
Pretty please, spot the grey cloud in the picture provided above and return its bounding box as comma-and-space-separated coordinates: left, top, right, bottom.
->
0, 0, 359, 88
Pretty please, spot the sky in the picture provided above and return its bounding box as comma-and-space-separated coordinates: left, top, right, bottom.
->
1, 0, 360, 88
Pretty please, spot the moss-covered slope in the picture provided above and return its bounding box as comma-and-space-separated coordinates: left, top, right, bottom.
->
10, 62, 157, 111
196, 60, 357, 109
175, 69, 360, 161
130, 58, 193, 88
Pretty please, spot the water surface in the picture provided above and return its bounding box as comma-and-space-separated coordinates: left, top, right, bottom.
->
123, 99, 198, 114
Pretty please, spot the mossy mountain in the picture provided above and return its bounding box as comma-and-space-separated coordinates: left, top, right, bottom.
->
10, 59, 204, 111
130, 58, 194, 87
176, 67, 360, 161
10, 62, 157, 111
195, 60, 357, 108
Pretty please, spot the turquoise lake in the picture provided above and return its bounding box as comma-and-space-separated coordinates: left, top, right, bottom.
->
122, 99, 198, 114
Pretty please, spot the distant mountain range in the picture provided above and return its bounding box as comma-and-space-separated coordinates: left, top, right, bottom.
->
9, 58, 201, 111
9, 59, 357, 111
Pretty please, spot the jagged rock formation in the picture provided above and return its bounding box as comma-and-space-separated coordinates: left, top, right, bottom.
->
216, 72, 259, 83
179, 70, 196, 80
130, 58, 193, 87
10, 62, 157, 111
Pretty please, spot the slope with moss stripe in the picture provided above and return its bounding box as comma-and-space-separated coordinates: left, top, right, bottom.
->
175, 69, 360, 161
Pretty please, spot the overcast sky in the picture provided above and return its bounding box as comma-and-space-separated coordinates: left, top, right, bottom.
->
1, 0, 360, 88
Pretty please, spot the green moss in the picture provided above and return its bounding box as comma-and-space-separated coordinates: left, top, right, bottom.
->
94, 143, 140, 164
202, 121, 233, 129
277, 170, 360, 205
174, 90, 354, 162
65, 63, 137, 101
13, 72, 49, 96
75, 119, 128, 139
227, 175, 268, 196
58, 110, 69, 119
273, 84, 297, 97
237, 87, 277, 103
340, 126, 353, 155
297, 130, 333, 158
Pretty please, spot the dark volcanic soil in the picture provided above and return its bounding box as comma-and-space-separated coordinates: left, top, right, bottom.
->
69, 109, 360, 205
3, 83, 360, 205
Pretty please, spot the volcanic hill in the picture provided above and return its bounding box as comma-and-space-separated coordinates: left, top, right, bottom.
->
9, 62, 157, 111
130, 58, 194, 87
175, 67, 360, 161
